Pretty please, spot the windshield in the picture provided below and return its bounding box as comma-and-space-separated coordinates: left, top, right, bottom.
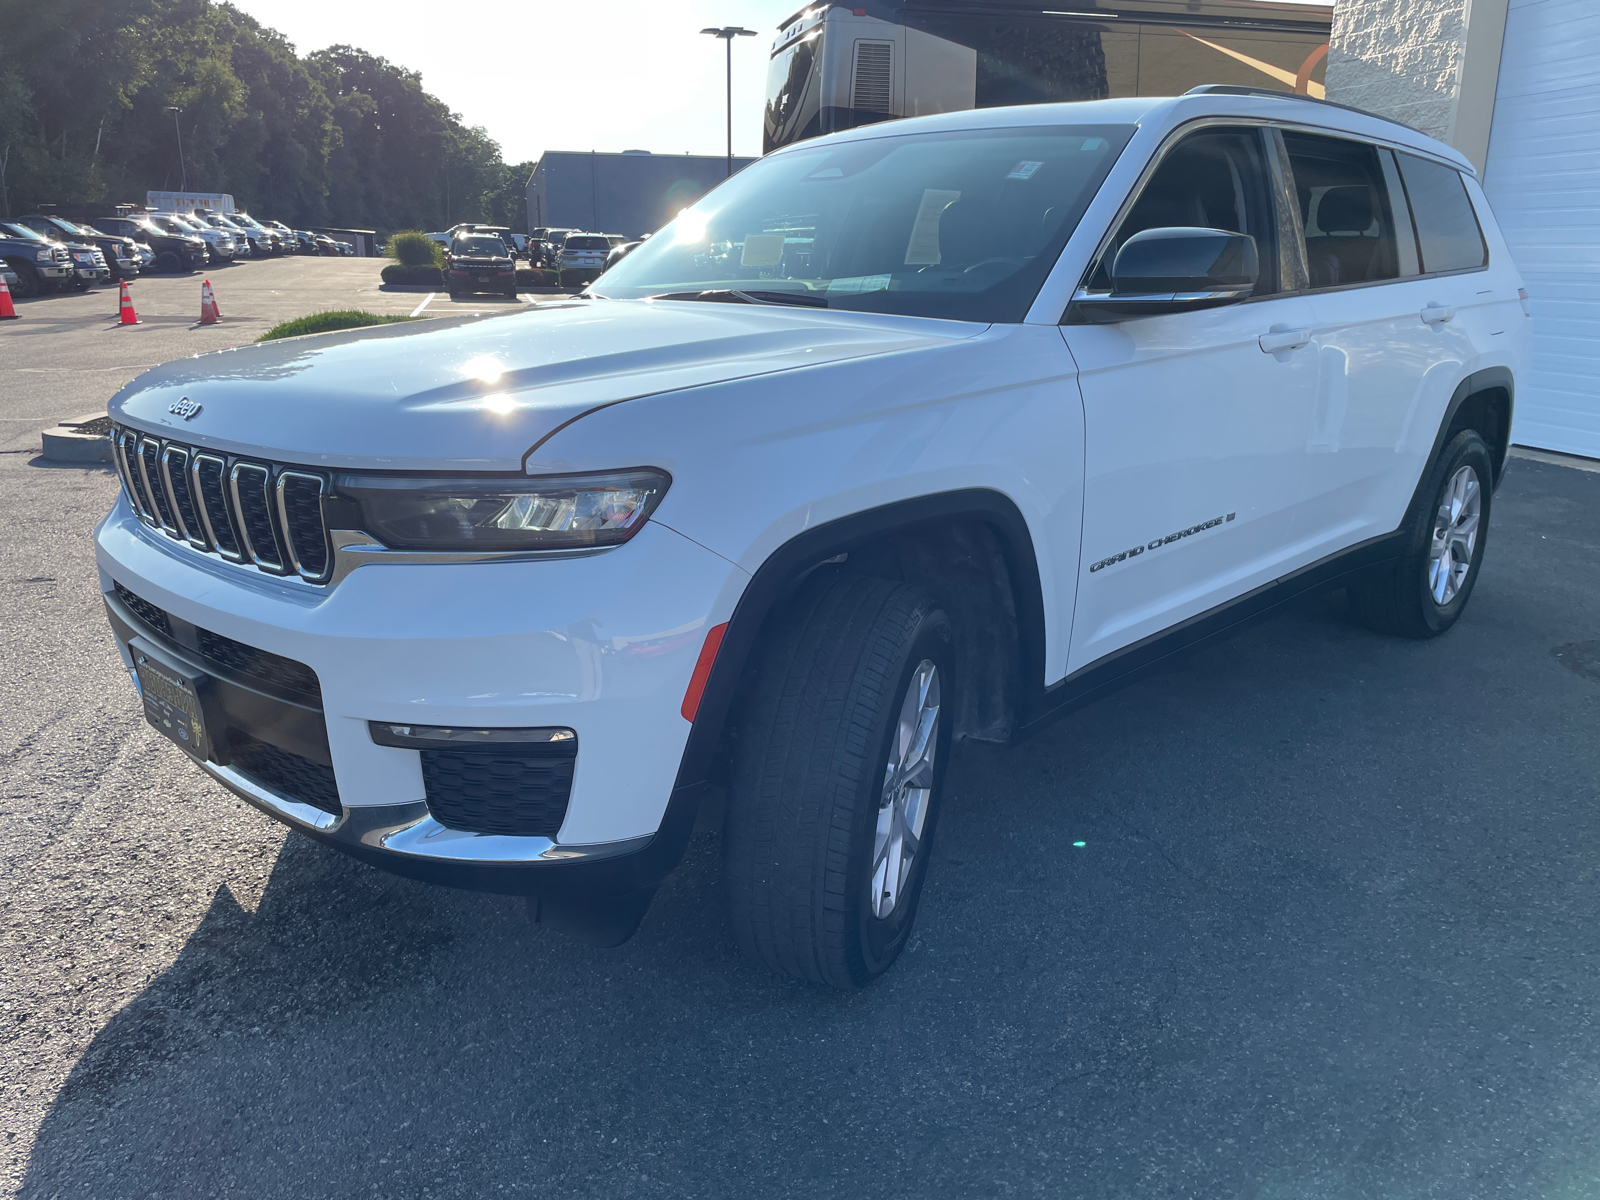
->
453, 237, 507, 256
596, 123, 1132, 323
3, 222, 46, 241
765, 28, 824, 153
565, 237, 609, 251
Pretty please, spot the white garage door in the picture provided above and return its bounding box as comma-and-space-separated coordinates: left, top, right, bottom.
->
1482, 0, 1600, 458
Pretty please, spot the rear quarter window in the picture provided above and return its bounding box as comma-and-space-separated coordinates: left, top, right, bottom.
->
1396, 153, 1488, 273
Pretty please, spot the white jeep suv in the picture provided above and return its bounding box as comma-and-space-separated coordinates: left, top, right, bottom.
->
97, 88, 1529, 987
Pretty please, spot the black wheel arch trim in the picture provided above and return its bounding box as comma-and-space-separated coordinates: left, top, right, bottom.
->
671, 488, 1051, 791
1422, 366, 1514, 503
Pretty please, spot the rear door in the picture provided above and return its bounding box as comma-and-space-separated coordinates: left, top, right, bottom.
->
1063, 124, 1322, 672
1280, 131, 1490, 553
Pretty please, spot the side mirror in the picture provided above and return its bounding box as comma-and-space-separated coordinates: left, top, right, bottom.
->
1071, 227, 1258, 323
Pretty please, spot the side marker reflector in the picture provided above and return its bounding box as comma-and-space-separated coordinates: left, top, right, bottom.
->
681, 621, 728, 723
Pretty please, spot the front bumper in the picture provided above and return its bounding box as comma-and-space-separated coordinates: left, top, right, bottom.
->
95, 496, 745, 894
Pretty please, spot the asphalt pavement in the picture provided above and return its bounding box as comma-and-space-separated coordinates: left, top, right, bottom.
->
2, 270, 1599, 1198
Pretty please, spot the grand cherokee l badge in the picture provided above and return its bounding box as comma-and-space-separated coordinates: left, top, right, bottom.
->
1090, 512, 1236, 573
168, 397, 202, 420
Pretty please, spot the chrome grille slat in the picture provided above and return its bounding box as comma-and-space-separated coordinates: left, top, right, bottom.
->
229, 461, 287, 572
191, 453, 243, 562
113, 424, 329, 585
112, 429, 146, 519
275, 472, 330, 582
160, 445, 206, 549
136, 436, 177, 532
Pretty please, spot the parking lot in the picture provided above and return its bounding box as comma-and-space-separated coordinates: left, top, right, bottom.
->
3, 258, 1600, 1198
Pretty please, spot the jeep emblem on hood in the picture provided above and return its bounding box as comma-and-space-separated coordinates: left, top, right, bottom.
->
168, 397, 202, 421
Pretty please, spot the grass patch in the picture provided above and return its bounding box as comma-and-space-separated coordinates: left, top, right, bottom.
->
257, 310, 418, 342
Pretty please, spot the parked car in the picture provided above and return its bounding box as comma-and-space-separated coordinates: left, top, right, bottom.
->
229, 211, 285, 255
260, 219, 301, 251
0, 224, 73, 297
2, 221, 104, 288
556, 233, 611, 286
95, 90, 1529, 985
149, 212, 235, 265
543, 227, 579, 267
445, 232, 517, 297
194, 211, 265, 258
16, 213, 141, 281
90, 215, 206, 273
526, 227, 552, 268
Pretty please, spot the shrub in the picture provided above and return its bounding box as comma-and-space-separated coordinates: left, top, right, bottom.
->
406, 264, 443, 286
380, 263, 409, 285
516, 267, 558, 287
257, 310, 418, 342
388, 230, 443, 269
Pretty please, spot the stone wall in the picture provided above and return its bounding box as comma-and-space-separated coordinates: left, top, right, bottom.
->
1325, 0, 1468, 141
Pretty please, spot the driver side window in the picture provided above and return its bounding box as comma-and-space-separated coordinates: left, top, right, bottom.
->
1088, 126, 1281, 296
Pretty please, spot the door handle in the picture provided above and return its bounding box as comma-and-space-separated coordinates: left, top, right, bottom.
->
1421, 303, 1456, 325
1258, 326, 1312, 354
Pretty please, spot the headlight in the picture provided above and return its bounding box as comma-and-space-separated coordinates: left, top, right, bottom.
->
34, 249, 51, 262
331, 469, 671, 551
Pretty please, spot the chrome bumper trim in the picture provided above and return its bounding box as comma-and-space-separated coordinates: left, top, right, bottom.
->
202, 757, 651, 865
201, 759, 341, 832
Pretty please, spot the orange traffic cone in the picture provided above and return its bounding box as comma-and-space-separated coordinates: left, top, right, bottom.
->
199, 279, 220, 324
0, 276, 16, 320
118, 280, 140, 326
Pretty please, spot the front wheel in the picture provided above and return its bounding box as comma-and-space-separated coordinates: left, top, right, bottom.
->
5, 260, 41, 298
1348, 429, 1493, 638
725, 575, 953, 989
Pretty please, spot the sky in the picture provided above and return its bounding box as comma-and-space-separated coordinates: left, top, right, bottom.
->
230, 0, 1334, 167
229, 0, 805, 164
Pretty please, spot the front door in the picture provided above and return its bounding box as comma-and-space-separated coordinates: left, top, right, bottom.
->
1062, 124, 1322, 673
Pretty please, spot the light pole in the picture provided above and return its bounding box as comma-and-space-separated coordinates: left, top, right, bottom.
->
700, 26, 756, 177
165, 105, 186, 192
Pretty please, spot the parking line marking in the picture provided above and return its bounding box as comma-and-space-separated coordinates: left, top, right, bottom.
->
409, 293, 435, 318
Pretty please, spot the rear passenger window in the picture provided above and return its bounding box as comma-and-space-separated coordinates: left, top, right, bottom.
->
1281, 131, 1403, 290
1395, 153, 1488, 273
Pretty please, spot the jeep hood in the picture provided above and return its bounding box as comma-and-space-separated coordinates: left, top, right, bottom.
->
109, 300, 984, 471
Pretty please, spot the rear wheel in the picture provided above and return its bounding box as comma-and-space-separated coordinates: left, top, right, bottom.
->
1348, 429, 1493, 638
725, 575, 952, 989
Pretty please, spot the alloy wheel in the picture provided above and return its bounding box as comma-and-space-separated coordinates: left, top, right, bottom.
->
1429, 464, 1482, 605
871, 659, 940, 919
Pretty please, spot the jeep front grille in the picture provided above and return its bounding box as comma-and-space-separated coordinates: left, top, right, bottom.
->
112, 424, 332, 584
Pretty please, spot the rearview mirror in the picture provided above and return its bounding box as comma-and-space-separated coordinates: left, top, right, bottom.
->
1071, 226, 1258, 323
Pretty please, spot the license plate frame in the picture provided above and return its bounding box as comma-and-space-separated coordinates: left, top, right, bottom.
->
130, 636, 215, 762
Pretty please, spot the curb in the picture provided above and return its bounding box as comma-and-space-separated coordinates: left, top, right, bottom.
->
42, 412, 113, 463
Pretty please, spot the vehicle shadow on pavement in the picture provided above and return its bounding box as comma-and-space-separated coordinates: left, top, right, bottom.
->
19, 462, 1600, 1200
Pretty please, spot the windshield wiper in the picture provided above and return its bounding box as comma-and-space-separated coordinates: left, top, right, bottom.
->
647, 288, 829, 309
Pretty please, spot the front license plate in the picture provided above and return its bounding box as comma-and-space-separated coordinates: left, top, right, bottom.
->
478, 274, 492, 283
131, 637, 213, 761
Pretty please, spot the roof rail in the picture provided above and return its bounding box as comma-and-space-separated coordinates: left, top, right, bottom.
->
1182, 84, 1430, 140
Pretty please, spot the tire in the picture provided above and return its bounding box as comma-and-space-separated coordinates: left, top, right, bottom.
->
725, 574, 953, 989
1347, 429, 1493, 638
155, 251, 180, 274
5, 259, 41, 298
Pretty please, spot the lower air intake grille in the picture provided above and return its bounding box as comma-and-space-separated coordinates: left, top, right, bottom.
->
421, 746, 575, 837
227, 730, 341, 816
113, 581, 171, 636
195, 627, 323, 706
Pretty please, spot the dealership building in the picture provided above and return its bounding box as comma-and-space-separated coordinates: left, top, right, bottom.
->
1328, 0, 1600, 459
525, 151, 756, 242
